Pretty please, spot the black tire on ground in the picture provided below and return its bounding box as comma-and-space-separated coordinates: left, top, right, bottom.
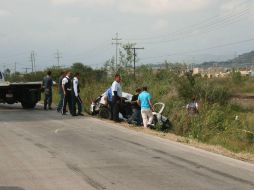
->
21, 102, 36, 109
152, 115, 158, 125
99, 107, 111, 119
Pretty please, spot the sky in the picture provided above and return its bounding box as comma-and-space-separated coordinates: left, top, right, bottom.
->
0, 0, 254, 72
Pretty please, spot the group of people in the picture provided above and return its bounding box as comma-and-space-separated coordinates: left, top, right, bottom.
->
42, 71, 84, 116
42, 71, 198, 127
105, 74, 199, 127
106, 74, 155, 128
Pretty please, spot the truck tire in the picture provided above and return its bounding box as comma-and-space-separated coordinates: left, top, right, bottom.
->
21, 102, 36, 109
99, 107, 111, 119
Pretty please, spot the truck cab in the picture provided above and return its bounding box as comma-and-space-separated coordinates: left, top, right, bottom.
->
0, 71, 5, 82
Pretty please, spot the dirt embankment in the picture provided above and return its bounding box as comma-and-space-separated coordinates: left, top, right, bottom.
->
100, 118, 254, 164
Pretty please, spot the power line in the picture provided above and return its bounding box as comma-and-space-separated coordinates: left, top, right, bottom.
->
142, 37, 254, 61
125, 0, 252, 42
133, 8, 251, 45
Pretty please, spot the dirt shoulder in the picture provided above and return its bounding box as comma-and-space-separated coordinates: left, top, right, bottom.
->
96, 117, 254, 164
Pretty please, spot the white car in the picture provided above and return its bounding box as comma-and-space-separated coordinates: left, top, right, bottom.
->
90, 90, 171, 131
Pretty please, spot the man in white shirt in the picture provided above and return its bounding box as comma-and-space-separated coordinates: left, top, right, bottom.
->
111, 74, 122, 122
72, 72, 84, 116
62, 71, 75, 116
186, 96, 199, 115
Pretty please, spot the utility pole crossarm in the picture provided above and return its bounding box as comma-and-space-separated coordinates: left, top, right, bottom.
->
112, 32, 122, 69
125, 47, 144, 78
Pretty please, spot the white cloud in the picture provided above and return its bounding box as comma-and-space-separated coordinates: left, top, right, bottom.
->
50, 0, 83, 5
0, 10, 11, 17
49, 0, 212, 14
153, 19, 169, 31
64, 16, 81, 24
220, 0, 247, 13
50, 0, 114, 7
219, 0, 254, 19
117, 0, 212, 14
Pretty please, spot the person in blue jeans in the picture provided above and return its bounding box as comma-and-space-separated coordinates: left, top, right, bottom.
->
128, 88, 142, 125
105, 87, 113, 120
138, 86, 154, 128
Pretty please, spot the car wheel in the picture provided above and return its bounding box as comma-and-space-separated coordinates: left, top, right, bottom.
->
21, 102, 36, 109
99, 107, 111, 119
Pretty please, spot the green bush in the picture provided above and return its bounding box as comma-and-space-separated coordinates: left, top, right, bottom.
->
177, 74, 230, 105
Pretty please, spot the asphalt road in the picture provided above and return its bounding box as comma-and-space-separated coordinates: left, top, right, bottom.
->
0, 104, 254, 190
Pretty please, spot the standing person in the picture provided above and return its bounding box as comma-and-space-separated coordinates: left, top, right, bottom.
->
105, 87, 113, 120
111, 74, 122, 122
72, 72, 84, 116
138, 86, 154, 128
62, 71, 75, 116
57, 71, 65, 112
186, 96, 199, 115
128, 88, 142, 125
42, 70, 53, 110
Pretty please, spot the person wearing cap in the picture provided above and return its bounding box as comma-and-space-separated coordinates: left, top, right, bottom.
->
138, 86, 154, 128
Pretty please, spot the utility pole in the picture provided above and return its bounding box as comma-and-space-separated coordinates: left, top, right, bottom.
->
233, 51, 238, 70
112, 32, 122, 69
30, 51, 36, 73
125, 46, 144, 78
14, 62, 17, 76
55, 50, 62, 68
33, 51, 36, 73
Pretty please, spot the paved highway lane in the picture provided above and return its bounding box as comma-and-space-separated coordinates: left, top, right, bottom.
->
0, 104, 254, 190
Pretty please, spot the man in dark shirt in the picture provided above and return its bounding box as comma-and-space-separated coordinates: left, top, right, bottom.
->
57, 71, 65, 112
128, 88, 142, 125
62, 71, 75, 116
42, 71, 53, 110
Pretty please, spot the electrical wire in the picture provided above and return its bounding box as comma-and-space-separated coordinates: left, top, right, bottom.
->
124, 0, 251, 42
141, 37, 254, 61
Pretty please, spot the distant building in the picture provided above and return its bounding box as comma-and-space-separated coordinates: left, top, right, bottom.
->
251, 70, 254, 77
239, 68, 251, 76
192, 67, 231, 78
193, 68, 203, 75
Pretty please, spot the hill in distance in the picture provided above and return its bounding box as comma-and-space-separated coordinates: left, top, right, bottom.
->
199, 51, 254, 68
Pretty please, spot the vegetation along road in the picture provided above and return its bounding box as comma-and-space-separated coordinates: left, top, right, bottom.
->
0, 104, 254, 190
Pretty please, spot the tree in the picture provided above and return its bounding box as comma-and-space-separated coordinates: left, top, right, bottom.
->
71, 62, 107, 83
71, 62, 93, 74
119, 43, 136, 68
104, 57, 116, 75
4, 68, 11, 77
